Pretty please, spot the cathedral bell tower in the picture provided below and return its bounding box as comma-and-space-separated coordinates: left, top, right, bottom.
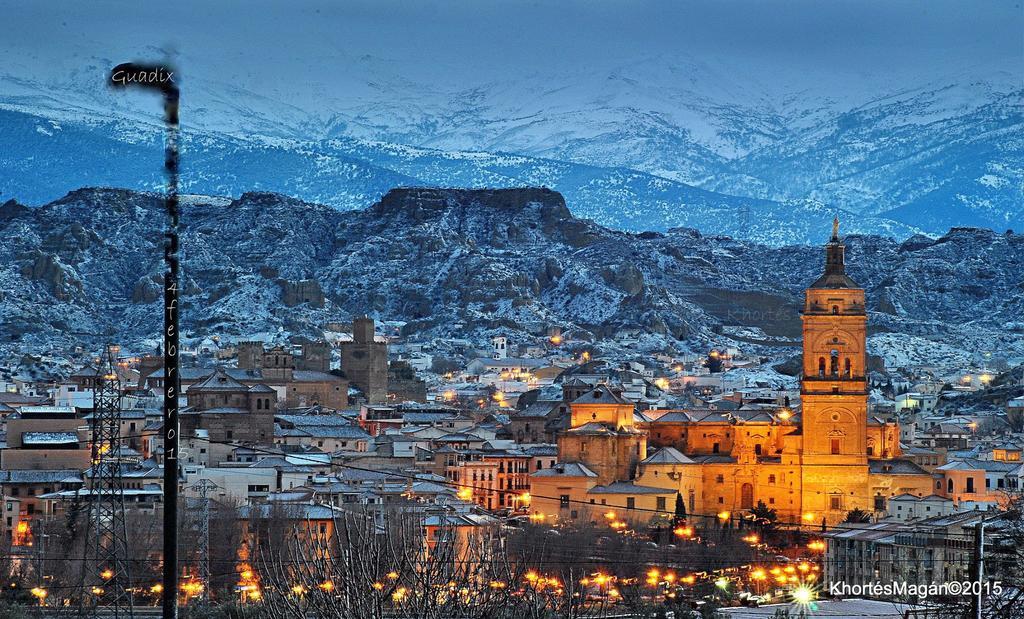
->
799, 218, 870, 521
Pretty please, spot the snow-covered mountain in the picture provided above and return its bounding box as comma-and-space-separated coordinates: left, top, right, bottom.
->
2, 187, 1021, 373
0, 105, 923, 246
1, 51, 1019, 243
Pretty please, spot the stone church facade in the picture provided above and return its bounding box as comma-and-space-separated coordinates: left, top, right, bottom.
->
530, 222, 934, 525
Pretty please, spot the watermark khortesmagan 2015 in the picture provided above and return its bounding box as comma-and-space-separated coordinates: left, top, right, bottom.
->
828, 580, 1003, 600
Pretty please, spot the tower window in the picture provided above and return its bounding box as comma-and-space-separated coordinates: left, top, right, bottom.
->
712, 442, 720, 454
818, 358, 826, 377
830, 495, 843, 511
754, 444, 762, 455
830, 438, 841, 455
845, 358, 852, 378
832, 305, 839, 315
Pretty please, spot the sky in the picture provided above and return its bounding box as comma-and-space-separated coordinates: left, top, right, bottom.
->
2, 0, 1020, 91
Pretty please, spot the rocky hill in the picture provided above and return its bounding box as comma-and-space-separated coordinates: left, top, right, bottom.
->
1, 187, 1021, 372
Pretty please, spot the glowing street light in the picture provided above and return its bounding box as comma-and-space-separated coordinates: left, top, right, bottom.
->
792, 584, 815, 605
30, 587, 47, 605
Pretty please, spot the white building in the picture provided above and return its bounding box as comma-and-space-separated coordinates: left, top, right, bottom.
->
886, 494, 954, 522
492, 336, 508, 360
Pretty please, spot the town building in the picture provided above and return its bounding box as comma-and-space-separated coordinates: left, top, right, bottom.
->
530, 221, 934, 525
339, 317, 389, 403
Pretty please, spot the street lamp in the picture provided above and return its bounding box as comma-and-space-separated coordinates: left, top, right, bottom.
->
108, 61, 181, 619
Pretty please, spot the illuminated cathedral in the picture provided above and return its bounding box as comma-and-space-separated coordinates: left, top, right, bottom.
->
530, 220, 934, 525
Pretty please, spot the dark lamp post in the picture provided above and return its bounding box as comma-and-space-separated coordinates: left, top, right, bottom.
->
109, 62, 181, 619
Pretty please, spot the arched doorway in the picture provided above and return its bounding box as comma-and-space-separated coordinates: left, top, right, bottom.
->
740, 483, 754, 509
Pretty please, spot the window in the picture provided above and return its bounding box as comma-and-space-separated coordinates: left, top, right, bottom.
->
559, 495, 570, 509
831, 438, 841, 455
755, 444, 762, 455
874, 495, 885, 511
829, 495, 842, 511
866, 445, 874, 456
716, 474, 724, 483
768, 497, 775, 504
712, 443, 720, 454
768, 474, 776, 484
626, 497, 635, 510
656, 496, 666, 511
966, 478, 975, 493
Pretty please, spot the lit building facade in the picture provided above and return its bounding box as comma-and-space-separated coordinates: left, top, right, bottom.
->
531, 221, 934, 525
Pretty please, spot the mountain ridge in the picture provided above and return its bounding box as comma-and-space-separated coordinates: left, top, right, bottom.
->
2, 186, 1020, 376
